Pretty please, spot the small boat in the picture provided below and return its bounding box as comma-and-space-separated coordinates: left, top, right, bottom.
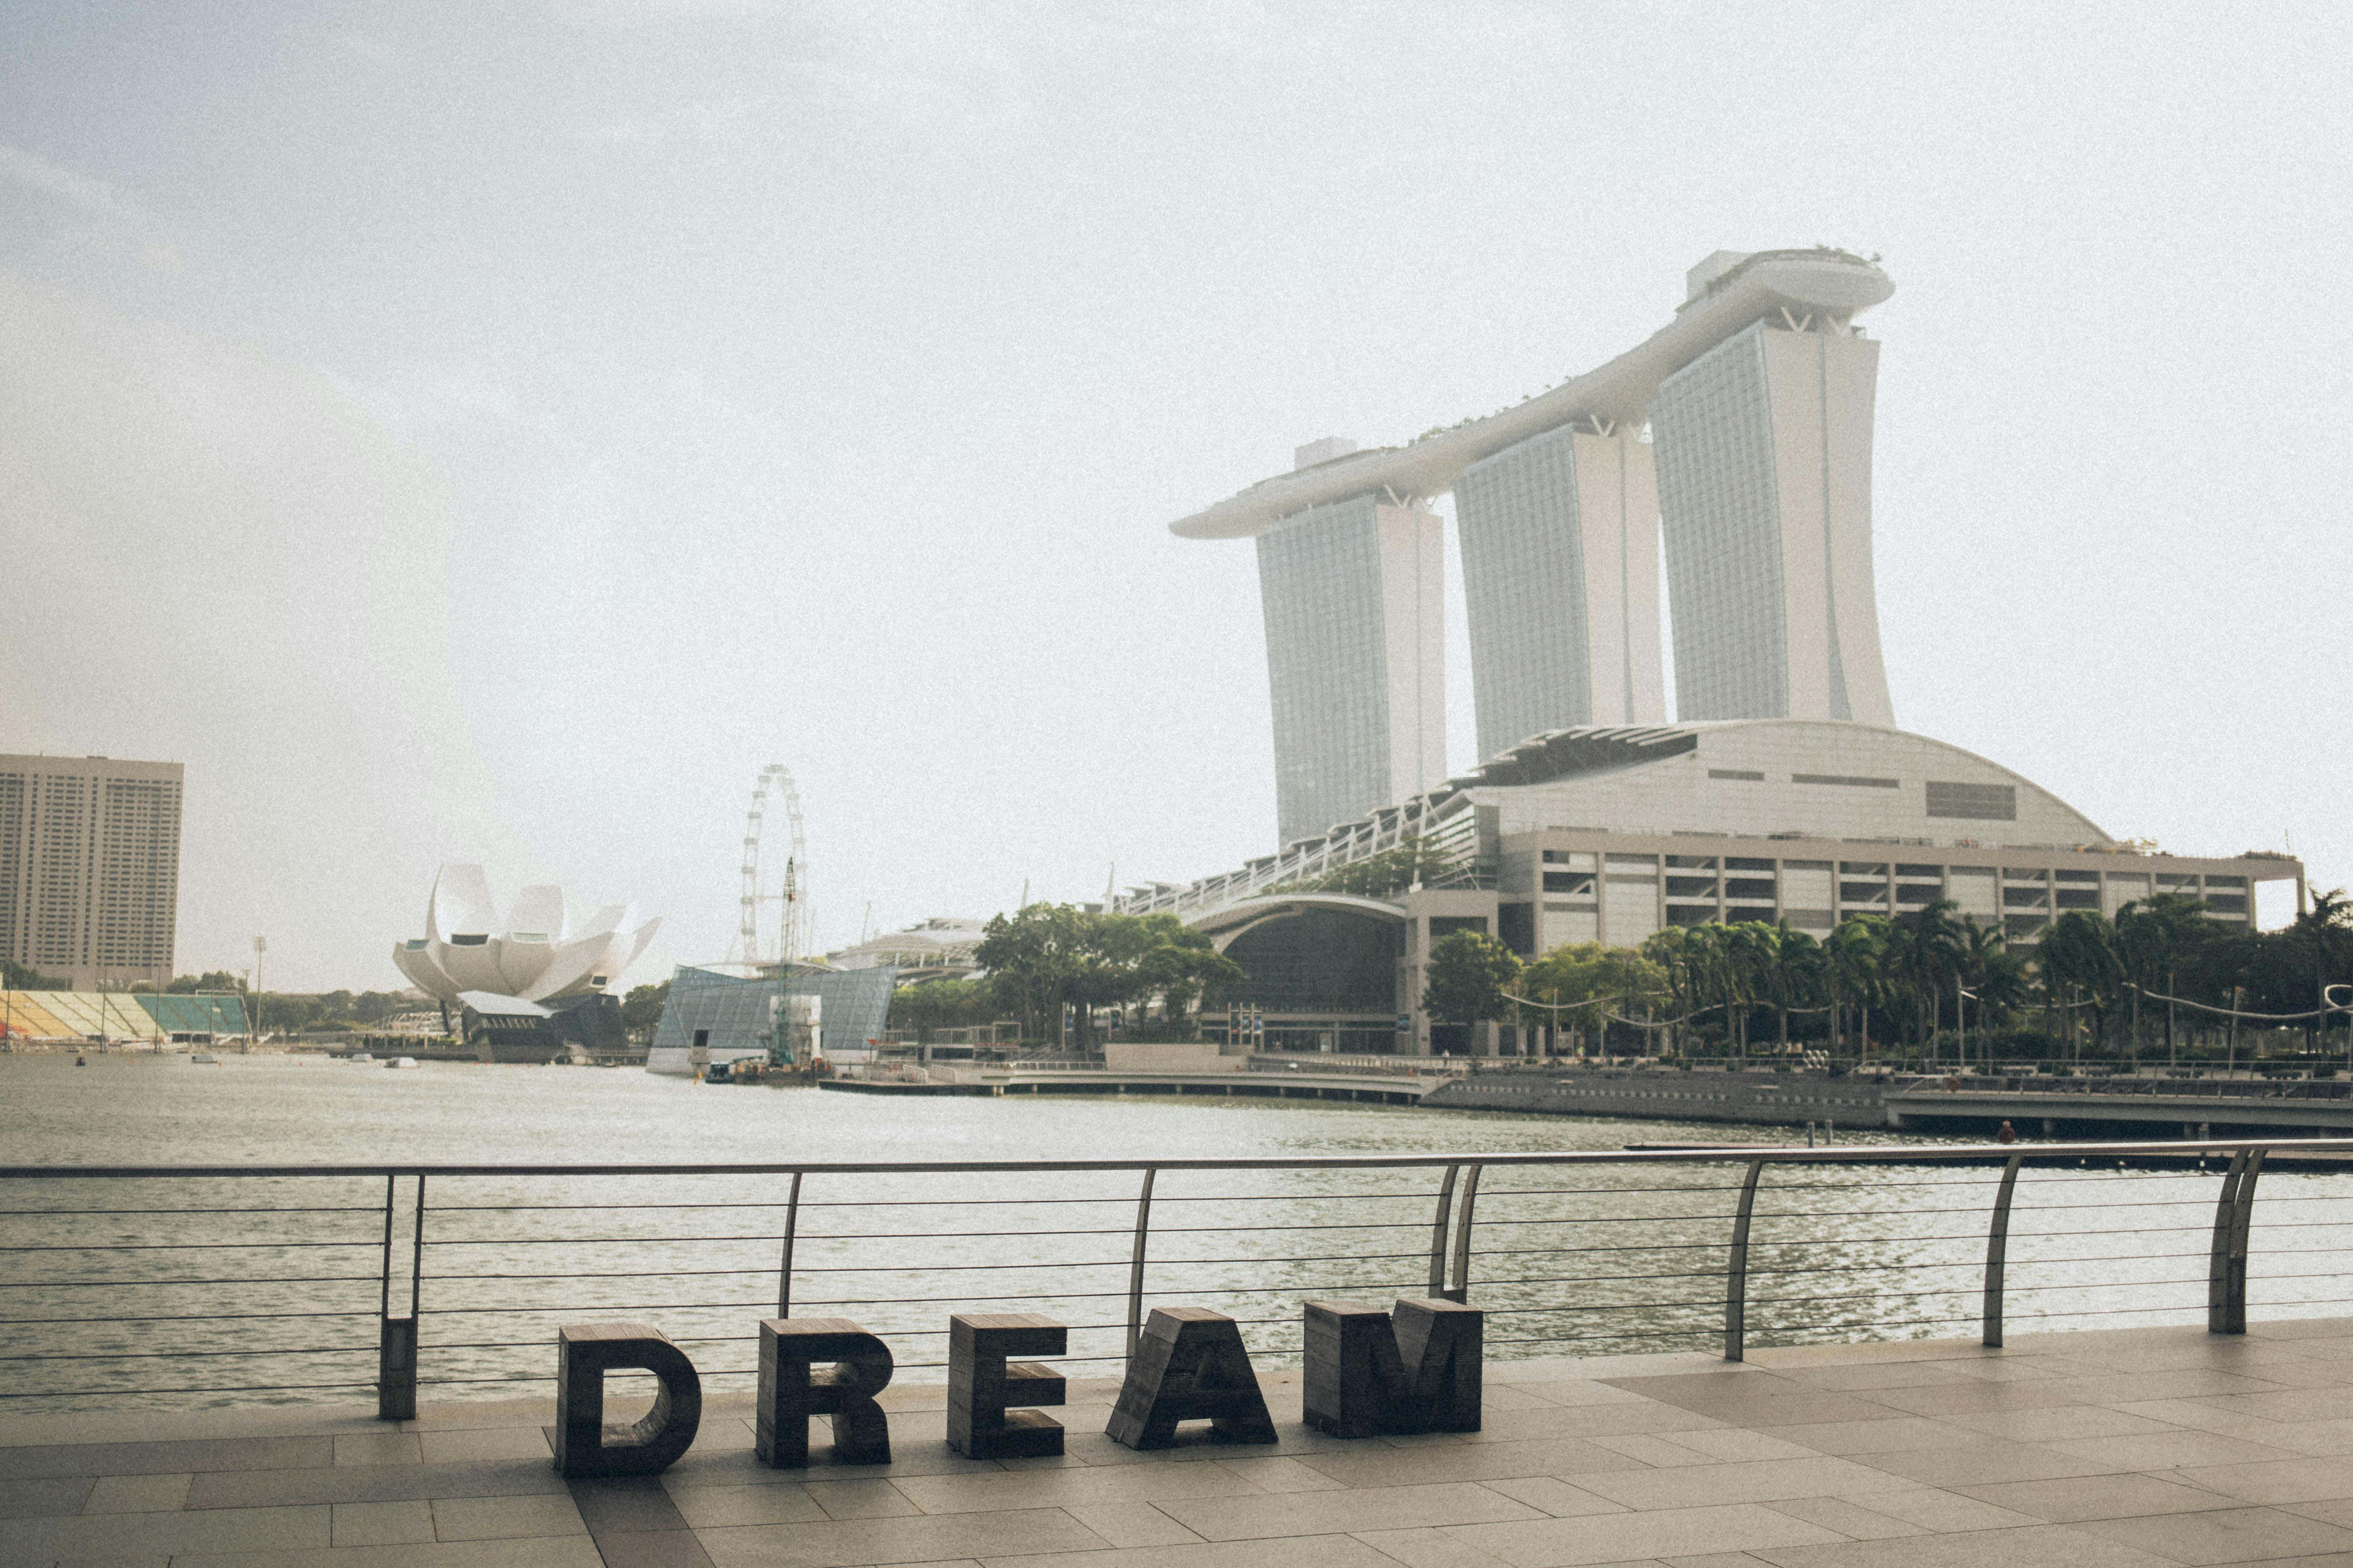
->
385, 1057, 420, 1070
348, 1052, 375, 1064
190, 1052, 220, 1065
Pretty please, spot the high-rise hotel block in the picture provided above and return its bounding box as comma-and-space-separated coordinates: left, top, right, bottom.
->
1256, 477, 1446, 848
0, 754, 183, 990
1650, 314, 1894, 725
1455, 422, 1665, 761
1174, 250, 1898, 848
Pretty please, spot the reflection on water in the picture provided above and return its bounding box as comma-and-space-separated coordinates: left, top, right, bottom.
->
3, 1054, 2346, 1409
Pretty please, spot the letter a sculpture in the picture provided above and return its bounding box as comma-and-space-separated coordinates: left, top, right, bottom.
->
1106, 1307, 1278, 1450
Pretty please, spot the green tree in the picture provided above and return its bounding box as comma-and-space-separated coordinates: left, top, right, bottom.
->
1519, 943, 1665, 1053
1422, 931, 1523, 1032
976, 905, 1249, 1049
889, 977, 997, 1043
2, 958, 68, 990
620, 980, 670, 1041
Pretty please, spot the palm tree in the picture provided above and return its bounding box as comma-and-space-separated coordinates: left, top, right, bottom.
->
1825, 916, 1886, 1060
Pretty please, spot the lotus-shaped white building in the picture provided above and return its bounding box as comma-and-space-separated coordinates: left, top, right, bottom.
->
391, 864, 659, 1004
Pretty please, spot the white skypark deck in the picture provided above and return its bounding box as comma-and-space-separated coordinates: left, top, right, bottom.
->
1170, 249, 1893, 541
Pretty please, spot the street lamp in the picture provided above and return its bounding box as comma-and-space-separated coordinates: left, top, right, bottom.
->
249, 936, 266, 1052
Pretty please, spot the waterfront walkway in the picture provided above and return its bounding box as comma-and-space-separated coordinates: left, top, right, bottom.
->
10, 1320, 2353, 1567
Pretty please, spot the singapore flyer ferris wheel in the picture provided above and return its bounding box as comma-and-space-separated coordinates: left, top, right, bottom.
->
730, 763, 809, 969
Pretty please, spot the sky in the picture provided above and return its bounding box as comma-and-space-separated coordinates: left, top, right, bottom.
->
3, 1, 2348, 991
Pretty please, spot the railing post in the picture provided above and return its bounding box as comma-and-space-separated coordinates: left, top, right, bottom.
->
1125, 1167, 1157, 1362
1427, 1164, 1460, 1296
377, 1174, 421, 1421
2213, 1147, 2265, 1334
1982, 1153, 2025, 1348
1724, 1158, 1764, 1362
2207, 1149, 2250, 1333
776, 1171, 803, 1318
1443, 1164, 1483, 1302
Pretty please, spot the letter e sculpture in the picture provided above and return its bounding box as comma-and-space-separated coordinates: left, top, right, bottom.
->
1302, 1297, 1482, 1438
948, 1313, 1068, 1459
553, 1323, 702, 1478
758, 1317, 894, 1466
1106, 1307, 1277, 1450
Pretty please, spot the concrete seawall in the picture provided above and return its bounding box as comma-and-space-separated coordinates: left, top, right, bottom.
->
1426, 1068, 1885, 1129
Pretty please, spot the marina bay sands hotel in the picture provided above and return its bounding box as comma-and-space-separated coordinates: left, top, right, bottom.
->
1131, 248, 2297, 1053
1178, 248, 1896, 848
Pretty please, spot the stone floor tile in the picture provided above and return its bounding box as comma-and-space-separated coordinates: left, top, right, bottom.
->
1940, 1354, 2104, 1384
805, 1478, 923, 1519
979, 1535, 1402, 1568
1210, 1455, 1350, 1492
164, 1537, 605, 1567
1836, 1489, 2042, 1532
0, 1474, 93, 1518
1062, 1501, 1204, 1547
697, 1503, 1108, 1567
417, 1426, 551, 1465
1476, 1477, 1627, 1519
1351, 1524, 1524, 1568
1588, 1435, 1720, 1467
1853, 1440, 2123, 1487
1503, 1381, 1654, 1411
1570, 1457, 1916, 1512
80, 1472, 190, 1513
0, 1435, 331, 1480
2077, 1505, 2353, 1565
2038, 1370, 2292, 1405
1299, 1436, 1652, 1491
1939, 1405, 2181, 1443
19, 1501, 329, 1558
1763, 1496, 1928, 1540
1444, 1500, 1847, 1566
1745, 1417, 1971, 1456
2208, 1390, 2353, 1425
185, 1456, 569, 1508
2179, 1456, 2353, 1506
1663, 1555, 1784, 1568
669, 1481, 829, 1527
331, 1498, 437, 1545
1954, 1470, 2242, 1522
1743, 1522, 2184, 1566
1854, 1381, 2078, 1418
430, 1491, 589, 1540
597, 1529, 721, 1568
569, 1476, 690, 1533
1767, 1362, 1974, 1393
2046, 1429, 2302, 1469
2287, 1498, 2353, 1528
894, 1458, 1261, 1516
2113, 1398, 2353, 1452
1464, 1404, 1727, 1444
1659, 1430, 1830, 1464
1156, 1481, 1545, 1540
335, 1431, 424, 1467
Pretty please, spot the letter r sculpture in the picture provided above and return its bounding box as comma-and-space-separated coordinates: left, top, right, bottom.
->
758, 1317, 895, 1467
553, 1323, 702, 1478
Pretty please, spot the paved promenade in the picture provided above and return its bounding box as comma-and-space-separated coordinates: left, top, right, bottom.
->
11, 1319, 2353, 1567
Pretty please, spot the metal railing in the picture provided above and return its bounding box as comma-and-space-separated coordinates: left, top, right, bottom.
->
2, 1140, 2349, 1414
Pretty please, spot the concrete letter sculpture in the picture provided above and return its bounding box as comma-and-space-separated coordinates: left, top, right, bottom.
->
1302, 1297, 1483, 1438
553, 1323, 702, 1477
758, 1317, 895, 1466
1105, 1307, 1278, 1450
948, 1313, 1068, 1459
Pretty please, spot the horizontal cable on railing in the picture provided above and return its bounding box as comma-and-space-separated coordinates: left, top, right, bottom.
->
0, 1309, 379, 1326
0, 1206, 384, 1217
0, 1274, 380, 1288
0, 1345, 371, 1362
0, 1240, 380, 1253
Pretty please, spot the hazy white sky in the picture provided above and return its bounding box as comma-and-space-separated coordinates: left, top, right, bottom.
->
4, 1, 2348, 990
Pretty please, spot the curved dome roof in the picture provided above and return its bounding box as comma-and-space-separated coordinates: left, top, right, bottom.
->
393, 863, 659, 1004
1172, 249, 1893, 540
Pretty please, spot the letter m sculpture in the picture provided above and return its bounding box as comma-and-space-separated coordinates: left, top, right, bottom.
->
1302, 1297, 1482, 1438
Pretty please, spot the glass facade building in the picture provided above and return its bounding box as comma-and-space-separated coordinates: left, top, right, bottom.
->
1650, 320, 1895, 726
1255, 495, 1446, 848
646, 963, 899, 1071
1455, 424, 1664, 761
